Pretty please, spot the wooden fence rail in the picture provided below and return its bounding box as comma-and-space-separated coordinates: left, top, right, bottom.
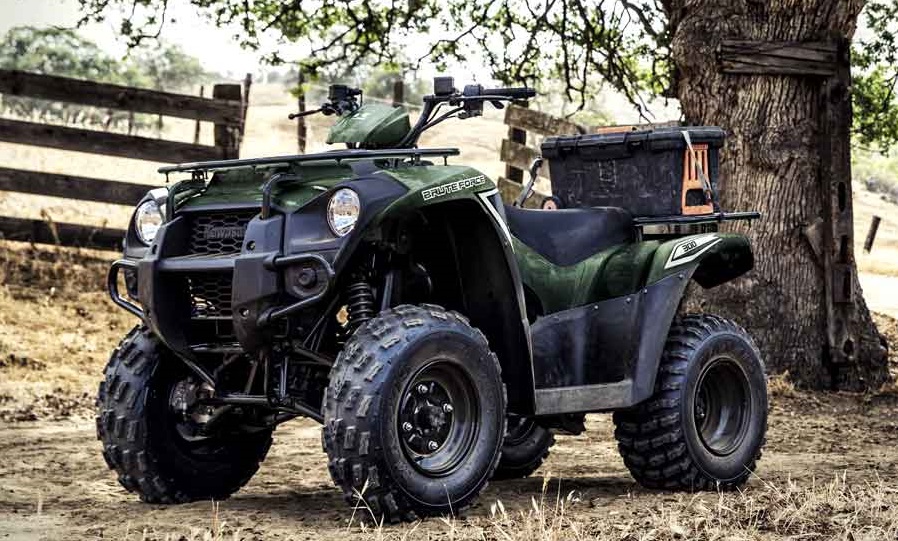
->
0, 215, 125, 252
0, 70, 249, 251
0, 70, 244, 125
0, 167, 148, 205
0, 118, 226, 163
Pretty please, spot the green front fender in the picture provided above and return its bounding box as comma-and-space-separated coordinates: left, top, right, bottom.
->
645, 232, 754, 287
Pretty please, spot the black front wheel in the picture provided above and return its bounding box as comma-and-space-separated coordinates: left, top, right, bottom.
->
322, 304, 506, 522
96, 327, 272, 503
613, 314, 767, 490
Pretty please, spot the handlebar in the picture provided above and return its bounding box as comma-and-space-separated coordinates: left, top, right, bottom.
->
399, 78, 538, 147
481, 87, 536, 100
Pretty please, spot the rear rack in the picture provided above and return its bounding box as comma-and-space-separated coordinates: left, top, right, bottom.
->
633, 211, 760, 227
158, 147, 461, 174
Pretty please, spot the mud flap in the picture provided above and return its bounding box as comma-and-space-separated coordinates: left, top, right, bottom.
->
532, 271, 692, 415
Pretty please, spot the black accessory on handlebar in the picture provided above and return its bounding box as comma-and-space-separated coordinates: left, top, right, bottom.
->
433, 77, 456, 96
288, 84, 362, 120
328, 84, 362, 102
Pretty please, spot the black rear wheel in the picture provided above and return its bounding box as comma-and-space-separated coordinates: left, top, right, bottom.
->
96, 326, 272, 503
695, 358, 751, 456
613, 314, 767, 490
322, 304, 506, 522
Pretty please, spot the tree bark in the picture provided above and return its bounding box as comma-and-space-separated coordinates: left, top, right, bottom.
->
666, 0, 889, 389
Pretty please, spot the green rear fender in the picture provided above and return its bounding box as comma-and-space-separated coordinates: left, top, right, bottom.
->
645, 232, 754, 287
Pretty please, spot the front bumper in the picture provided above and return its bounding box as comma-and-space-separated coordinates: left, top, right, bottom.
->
108, 170, 407, 356
109, 209, 336, 358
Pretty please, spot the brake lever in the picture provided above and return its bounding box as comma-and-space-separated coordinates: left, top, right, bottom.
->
490, 100, 505, 109
288, 107, 323, 120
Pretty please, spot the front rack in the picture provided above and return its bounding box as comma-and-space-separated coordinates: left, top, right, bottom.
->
158, 147, 461, 174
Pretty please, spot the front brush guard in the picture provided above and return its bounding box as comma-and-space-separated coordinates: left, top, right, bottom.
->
108, 259, 144, 320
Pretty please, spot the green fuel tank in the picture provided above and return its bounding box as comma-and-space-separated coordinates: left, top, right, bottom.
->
326, 103, 411, 148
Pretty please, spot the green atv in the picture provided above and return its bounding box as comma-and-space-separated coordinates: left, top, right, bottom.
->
101, 78, 768, 521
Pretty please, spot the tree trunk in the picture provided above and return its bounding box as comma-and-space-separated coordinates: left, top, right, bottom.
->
666, 0, 889, 389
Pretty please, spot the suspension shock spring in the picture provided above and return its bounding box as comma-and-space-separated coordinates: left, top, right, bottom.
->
346, 279, 375, 333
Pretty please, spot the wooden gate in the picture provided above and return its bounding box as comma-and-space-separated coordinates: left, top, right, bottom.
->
0, 69, 249, 251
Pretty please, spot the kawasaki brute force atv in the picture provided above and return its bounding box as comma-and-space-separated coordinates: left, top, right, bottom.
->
101, 77, 767, 521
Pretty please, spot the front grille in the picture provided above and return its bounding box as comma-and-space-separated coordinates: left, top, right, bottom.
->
188, 273, 233, 318
188, 210, 257, 255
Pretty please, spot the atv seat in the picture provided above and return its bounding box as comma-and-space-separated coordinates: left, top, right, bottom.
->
504, 205, 634, 266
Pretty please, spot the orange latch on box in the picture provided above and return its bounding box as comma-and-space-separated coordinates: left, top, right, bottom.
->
682, 144, 714, 215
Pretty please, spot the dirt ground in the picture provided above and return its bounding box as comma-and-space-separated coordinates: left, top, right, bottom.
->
4, 84, 898, 539
2, 386, 898, 541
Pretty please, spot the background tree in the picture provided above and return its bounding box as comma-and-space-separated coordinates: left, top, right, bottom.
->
0, 26, 212, 133
77, 0, 898, 390
0, 26, 130, 127
134, 44, 209, 92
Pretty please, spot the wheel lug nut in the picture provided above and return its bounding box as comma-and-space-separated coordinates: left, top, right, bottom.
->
442, 403, 453, 413
402, 422, 413, 432
416, 384, 429, 394
427, 440, 439, 451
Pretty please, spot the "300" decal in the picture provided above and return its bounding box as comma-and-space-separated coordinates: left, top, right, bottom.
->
664, 234, 722, 269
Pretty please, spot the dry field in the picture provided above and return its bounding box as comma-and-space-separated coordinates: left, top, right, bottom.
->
3, 84, 898, 540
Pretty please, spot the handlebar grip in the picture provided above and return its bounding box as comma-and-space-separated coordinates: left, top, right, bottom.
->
483, 87, 536, 99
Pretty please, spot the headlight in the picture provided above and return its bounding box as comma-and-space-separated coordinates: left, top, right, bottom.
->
327, 188, 361, 237
134, 199, 164, 244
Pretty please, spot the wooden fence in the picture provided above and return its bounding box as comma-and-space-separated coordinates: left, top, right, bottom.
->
0, 69, 250, 251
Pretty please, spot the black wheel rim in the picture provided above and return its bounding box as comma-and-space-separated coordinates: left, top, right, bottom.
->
505, 415, 536, 446
694, 357, 751, 456
165, 378, 234, 458
398, 360, 479, 477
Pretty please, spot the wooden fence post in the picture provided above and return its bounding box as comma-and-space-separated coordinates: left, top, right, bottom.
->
241, 73, 252, 137
864, 215, 881, 253
213, 83, 243, 159
297, 71, 307, 153
819, 39, 855, 366
194, 85, 204, 144
392, 79, 404, 107
505, 101, 528, 183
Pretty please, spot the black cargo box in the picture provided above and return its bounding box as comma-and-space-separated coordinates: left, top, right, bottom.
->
540, 126, 725, 217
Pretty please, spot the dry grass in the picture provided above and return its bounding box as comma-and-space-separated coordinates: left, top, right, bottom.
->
0, 242, 132, 421
116, 501, 245, 541
767, 372, 798, 399
148, 473, 898, 541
